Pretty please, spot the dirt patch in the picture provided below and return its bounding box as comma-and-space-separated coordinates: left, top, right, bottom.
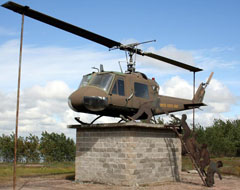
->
0, 172, 239, 190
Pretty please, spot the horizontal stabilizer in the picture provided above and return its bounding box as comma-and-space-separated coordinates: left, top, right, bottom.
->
184, 103, 207, 109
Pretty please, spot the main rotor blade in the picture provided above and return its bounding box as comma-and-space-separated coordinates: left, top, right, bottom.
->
143, 52, 202, 72
2, 1, 203, 72
2, 1, 121, 49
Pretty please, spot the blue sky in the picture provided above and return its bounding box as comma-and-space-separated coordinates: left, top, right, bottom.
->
0, 0, 239, 138
1, 0, 240, 48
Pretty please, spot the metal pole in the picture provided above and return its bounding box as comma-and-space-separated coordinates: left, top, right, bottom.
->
193, 72, 195, 132
13, 13, 24, 190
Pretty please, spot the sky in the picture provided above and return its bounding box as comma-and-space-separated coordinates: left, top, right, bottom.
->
0, 0, 239, 139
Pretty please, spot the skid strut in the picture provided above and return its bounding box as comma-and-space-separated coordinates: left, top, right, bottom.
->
75, 115, 103, 125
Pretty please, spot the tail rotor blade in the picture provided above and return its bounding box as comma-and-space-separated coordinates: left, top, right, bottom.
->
206, 72, 214, 86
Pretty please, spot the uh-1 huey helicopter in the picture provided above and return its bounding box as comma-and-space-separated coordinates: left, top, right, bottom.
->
3, 1, 214, 124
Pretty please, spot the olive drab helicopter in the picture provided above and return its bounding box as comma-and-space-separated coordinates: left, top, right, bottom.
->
2, 1, 214, 124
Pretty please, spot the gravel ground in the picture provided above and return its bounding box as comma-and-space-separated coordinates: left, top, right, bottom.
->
0, 172, 239, 190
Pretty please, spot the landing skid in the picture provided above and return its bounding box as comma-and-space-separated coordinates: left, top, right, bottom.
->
75, 114, 157, 125
75, 115, 103, 125
120, 114, 157, 124
119, 114, 135, 122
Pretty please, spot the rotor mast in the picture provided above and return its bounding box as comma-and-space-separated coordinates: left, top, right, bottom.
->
127, 51, 135, 73
116, 40, 156, 73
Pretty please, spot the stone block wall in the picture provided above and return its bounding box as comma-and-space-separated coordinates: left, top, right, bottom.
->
75, 124, 181, 186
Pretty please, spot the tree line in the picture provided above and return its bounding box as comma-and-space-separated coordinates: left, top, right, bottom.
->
164, 117, 240, 157
0, 131, 75, 163
195, 119, 240, 157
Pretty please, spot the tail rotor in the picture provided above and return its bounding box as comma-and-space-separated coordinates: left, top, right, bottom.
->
193, 72, 214, 103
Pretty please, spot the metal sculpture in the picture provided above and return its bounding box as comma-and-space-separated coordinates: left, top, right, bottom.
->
169, 114, 223, 187
205, 161, 223, 187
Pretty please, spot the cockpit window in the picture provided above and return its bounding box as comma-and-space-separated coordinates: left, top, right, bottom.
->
79, 74, 92, 88
112, 82, 117, 94
89, 73, 114, 91
134, 82, 149, 99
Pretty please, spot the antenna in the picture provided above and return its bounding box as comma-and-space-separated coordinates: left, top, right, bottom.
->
92, 66, 99, 72
100, 64, 104, 72
118, 61, 124, 73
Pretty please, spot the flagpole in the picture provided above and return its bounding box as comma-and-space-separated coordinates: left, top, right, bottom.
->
13, 13, 24, 190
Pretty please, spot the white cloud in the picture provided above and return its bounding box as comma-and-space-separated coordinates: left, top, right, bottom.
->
0, 39, 122, 91
161, 111, 226, 129
0, 80, 120, 139
204, 79, 236, 113
192, 47, 240, 70
137, 45, 196, 75
159, 76, 193, 99
157, 73, 237, 115
157, 76, 237, 127
0, 39, 123, 138
0, 81, 73, 137
150, 45, 195, 65
0, 26, 17, 36
209, 47, 234, 53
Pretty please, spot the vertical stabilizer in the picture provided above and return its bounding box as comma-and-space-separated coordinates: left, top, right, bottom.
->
193, 72, 213, 103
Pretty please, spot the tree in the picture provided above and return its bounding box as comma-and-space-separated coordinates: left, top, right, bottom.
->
0, 132, 76, 163
156, 117, 165, 125
39, 131, 75, 162
17, 136, 25, 163
24, 134, 40, 163
168, 116, 180, 125
0, 133, 36, 163
195, 119, 240, 157
0, 134, 14, 162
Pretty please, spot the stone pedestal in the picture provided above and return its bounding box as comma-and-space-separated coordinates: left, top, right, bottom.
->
68, 122, 181, 186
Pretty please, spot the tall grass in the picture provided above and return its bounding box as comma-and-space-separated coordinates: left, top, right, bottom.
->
182, 156, 240, 177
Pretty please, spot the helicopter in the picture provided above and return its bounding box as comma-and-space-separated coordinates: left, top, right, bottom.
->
2, 1, 214, 124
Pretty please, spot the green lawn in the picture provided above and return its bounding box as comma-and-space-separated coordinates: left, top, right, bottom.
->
182, 156, 240, 176
0, 162, 75, 181
0, 157, 239, 182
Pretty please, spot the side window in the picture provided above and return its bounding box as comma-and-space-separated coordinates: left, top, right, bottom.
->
134, 82, 149, 99
118, 79, 125, 96
111, 78, 125, 96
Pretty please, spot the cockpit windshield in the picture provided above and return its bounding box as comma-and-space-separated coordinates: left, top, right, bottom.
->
89, 73, 114, 91
79, 74, 92, 88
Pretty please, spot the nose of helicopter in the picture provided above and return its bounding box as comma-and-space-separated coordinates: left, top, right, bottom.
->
68, 87, 109, 112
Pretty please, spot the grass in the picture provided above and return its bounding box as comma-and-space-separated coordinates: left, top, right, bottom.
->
0, 162, 75, 182
0, 157, 239, 182
182, 156, 240, 177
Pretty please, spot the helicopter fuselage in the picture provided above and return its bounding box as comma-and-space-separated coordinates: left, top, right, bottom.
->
68, 71, 196, 119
